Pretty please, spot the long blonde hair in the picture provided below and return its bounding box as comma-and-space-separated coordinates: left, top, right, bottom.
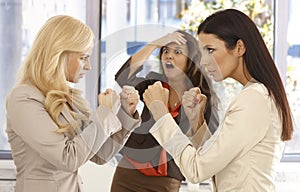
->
17, 15, 95, 133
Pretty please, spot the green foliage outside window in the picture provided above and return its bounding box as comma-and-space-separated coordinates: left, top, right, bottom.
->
179, 0, 274, 52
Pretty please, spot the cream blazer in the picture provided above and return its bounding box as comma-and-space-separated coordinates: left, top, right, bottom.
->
6, 85, 140, 192
150, 81, 285, 192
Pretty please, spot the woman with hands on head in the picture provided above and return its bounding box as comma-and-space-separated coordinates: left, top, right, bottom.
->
143, 9, 294, 192
111, 30, 219, 192
5, 15, 140, 192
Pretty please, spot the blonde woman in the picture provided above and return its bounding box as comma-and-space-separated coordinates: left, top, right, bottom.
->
6, 15, 140, 192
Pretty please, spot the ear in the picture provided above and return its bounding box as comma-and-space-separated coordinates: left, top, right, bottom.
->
235, 39, 246, 56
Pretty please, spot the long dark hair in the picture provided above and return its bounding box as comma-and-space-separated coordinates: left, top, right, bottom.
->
197, 9, 293, 141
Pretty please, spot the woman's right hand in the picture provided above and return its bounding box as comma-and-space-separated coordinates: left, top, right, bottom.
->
151, 31, 187, 48
98, 88, 120, 111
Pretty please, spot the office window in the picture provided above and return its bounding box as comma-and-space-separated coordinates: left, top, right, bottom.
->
284, 0, 300, 155
100, 0, 183, 91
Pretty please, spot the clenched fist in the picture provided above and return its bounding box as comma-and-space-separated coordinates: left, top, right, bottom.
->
120, 85, 139, 117
143, 81, 169, 121
182, 87, 207, 131
98, 88, 120, 113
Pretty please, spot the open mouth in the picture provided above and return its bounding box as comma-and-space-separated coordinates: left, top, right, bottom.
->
165, 62, 174, 69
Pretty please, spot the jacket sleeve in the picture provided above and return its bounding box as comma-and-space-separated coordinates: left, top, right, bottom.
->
6, 86, 123, 172
149, 89, 271, 183
186, 122, 212, 149
115, 57, 143, 87
90, 107, 141, 164
115, 57, 160, 96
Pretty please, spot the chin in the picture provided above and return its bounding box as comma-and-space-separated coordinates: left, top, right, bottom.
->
69, 78, 79, 83
211, 75, 223, 82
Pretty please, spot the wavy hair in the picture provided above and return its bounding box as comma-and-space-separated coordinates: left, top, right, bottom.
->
197, 9, 293, 141
17, 15, 95, 133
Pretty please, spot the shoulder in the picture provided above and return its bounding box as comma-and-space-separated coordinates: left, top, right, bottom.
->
229, 82, 270, 112
238, 82, 268, 101
224, 82, 273, 129
7, 84, 45, 104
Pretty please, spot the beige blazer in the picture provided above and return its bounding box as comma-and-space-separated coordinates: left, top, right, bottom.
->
150, 81, 285, 192
6, 85, 140, 192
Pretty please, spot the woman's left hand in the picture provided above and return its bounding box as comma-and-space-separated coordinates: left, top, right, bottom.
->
143, 81, 169, 121
182, 87, 207, 130
120, 85, 140, 117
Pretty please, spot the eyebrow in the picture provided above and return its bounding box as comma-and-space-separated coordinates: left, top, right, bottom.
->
80, 54, 90, 57
203, 45, 213, 49
165, 46, 186, 50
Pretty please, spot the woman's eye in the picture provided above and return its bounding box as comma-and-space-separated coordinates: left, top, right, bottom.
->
163, 49, 169, 53
80, 56, 89, 61
207, 48, 214, 54
175, 49, 182, 54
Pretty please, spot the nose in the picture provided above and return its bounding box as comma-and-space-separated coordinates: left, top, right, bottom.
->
200, 52, 209, 67
83, 62, 92, 70
200, 57, 207, 67
165, 53, 173, 60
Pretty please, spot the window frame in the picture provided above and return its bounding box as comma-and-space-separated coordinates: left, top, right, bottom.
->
274, 0, 300, 162
0, 150, 12, 160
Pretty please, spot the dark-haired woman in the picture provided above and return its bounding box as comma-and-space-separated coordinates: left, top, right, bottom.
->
110, 30, 219, 192
142, 9, 294, 192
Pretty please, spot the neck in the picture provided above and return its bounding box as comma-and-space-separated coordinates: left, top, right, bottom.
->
236, 72, 253, 86
168, 79, 186, 97
231, 60, 252, 86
